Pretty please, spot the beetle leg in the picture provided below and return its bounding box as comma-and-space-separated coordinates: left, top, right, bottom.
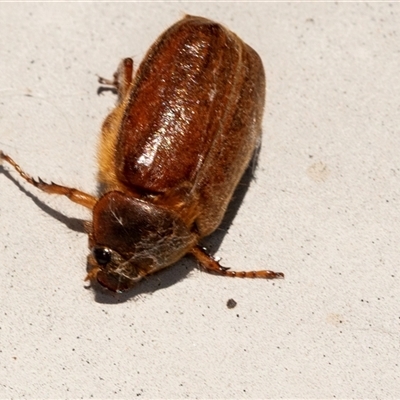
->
190, 245, 284, 279
98, 58, 134, 102
0, 151, 97, 210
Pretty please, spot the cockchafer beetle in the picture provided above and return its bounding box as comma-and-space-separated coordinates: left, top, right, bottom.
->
1, 15, 284, 292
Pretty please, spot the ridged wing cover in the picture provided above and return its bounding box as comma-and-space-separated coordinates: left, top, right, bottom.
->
116, 16, 265, 236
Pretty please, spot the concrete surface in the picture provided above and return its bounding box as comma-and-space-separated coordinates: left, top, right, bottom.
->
0, 2, 399, 399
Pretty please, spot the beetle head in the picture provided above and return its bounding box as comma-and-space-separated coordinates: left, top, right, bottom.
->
86, 191, 196, 292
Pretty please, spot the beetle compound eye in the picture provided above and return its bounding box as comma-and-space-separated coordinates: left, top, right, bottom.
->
93, 247, 112, 266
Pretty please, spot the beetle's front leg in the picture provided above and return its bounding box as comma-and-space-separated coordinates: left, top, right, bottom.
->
190, 245, 284, 279
0, 151, 97, 210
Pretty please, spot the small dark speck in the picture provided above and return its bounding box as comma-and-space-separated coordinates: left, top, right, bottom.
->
227, 298, 237, 309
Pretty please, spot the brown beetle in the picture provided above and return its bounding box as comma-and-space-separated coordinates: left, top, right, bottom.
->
1, 15, 283, 292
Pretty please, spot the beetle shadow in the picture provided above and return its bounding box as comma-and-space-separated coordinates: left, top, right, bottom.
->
90, 146, 261, 304
0, 167, 86, 234
97, 85, 117, 97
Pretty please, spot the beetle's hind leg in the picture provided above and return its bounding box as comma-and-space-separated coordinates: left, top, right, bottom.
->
0, 151, 97, 210
190, 245, 284, 279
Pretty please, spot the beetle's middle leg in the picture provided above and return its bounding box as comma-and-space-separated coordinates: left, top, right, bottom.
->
190, 245, 284, 279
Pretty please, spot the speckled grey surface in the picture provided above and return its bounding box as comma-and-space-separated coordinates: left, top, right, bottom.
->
0, 3, 399, 398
